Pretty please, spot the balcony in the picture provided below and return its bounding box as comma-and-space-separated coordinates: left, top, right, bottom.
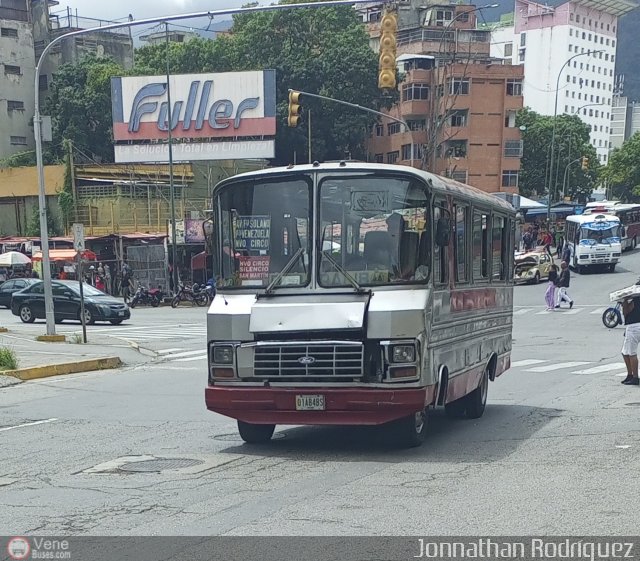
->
0, 7, 29, 21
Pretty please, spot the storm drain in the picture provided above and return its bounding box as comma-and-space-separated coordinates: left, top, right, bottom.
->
118, 458, 204, 473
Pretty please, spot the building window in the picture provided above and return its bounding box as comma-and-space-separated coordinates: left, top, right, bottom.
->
504, 43, 513, 57
7, 100, 24, 111
387, 122, 401, 135
569, 28, 573, 36
504, 140, 523, 157
39, 74, 48, 90
4, 65, 21, 75
1, 27, 18, 38
401, 144, 423, 161
435, 9, 453, 26
570, 13, 574, 21
407, 119, 426, 131
502, 170, 519, 188
10, 136, 27, 145
506, 79, 523, 96
576, 15, 580, 23
520, 33, 526, 47
448, 78, 470, 95
386, 151, 399, 164
449, 109, 468, 127
504, 110, 517, 128
374, 153, 383, 163
451, 170, 467, 183
446, 139, 467, 158
401, 83, 430, 101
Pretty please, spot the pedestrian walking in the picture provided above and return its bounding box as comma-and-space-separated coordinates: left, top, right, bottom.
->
540, 230, 554, 259
523, 228, 534, 252
562, 242, 571, 264
556, 236, 564, 258
545, 264, 559, 310
104, 263, 112, 295
555, 261, 574, 309
620, 295, 640, 385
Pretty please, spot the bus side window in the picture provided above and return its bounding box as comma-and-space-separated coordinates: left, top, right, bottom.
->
433, 203, 449, 285
454, 204, 468, 283
492, 215, 505, 280
472, 210, 489, 281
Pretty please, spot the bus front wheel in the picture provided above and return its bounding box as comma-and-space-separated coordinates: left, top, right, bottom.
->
393, 408, 428, 448
237, 421, 275, 444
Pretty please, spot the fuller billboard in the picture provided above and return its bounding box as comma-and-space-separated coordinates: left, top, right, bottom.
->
111, 70, 276, 163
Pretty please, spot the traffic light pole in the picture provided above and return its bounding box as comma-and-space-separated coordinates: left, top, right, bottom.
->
289, 89, 412, 166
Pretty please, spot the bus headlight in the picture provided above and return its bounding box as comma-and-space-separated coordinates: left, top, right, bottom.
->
213, 345, 234, 364
391, 344, 416, 363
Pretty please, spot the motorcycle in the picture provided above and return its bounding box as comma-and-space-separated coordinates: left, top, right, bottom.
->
203, 283, 216, 305
171, 283, 209, 308
129, 285, 163, 308
602, 277, 640, 328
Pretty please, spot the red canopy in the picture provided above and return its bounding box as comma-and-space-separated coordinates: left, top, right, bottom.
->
31, 249, 97, 262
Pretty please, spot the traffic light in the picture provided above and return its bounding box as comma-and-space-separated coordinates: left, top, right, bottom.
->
288, 90, 302, 127
378, 10, 398, 90
581, 156, 589, 171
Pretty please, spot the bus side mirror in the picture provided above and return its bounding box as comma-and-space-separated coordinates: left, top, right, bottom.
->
435, 217, 451, 247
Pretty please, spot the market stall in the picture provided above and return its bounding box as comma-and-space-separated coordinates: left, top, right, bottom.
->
31, 249, 97, 281
0, 251, 32, 281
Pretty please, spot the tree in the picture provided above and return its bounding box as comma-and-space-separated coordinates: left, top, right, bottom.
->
516, 108, 599, 202
44, 55, 124, 163
133, 1, 386, 164
602, 132, 640, 202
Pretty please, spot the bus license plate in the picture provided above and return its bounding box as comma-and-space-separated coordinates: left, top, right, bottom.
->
295, 395, 325, 411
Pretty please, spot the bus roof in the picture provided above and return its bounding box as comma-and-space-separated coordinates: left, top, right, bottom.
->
214, 162, 516, 214
566, 213, 620, 224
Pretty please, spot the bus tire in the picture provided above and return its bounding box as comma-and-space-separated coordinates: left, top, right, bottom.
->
393, 409, 428, 448
633, 237, 637, 250
465, 366, 490, 420
237, 421, 275, 444
609, 263, 616, 273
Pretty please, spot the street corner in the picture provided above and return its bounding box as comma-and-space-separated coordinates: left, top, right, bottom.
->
0, 374, 22, 388
2, 356, 122, 381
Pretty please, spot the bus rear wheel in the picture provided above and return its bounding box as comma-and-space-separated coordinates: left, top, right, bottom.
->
237, 421, 275, 444
465, 367, 489, 419
393, 408, 428, 448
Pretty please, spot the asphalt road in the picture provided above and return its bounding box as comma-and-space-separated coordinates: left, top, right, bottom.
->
1, 253, 639, 536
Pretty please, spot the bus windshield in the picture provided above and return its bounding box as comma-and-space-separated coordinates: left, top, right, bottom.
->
217, 176, 312, 289
319, 174, 430, 287
579, 221, 621, 246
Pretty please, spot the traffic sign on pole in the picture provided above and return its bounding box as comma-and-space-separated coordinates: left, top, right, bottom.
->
72, 223, 85, 252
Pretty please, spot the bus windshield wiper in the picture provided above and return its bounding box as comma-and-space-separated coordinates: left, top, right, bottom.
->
321, 250, 366, 293
263, 247, 305, 295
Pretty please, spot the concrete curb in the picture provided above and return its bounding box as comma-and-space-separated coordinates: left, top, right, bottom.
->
1, 356, 122, 381
127, 340, 157, 358
0, 327, 7, 333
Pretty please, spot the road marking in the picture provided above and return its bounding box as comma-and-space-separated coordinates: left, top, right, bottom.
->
572, 363, 626, 374
157, 348, 185, 354
616, 445, 631, 449
513, 309, 534, 316
535, 310, 555, 315
563, 309, 583, 315
590, 307, 607, 315
511, 359, 547, 367
0, 418, 58, 432
162, 349, 206, 358
526, 361, 592, 372
616, 372, 629, 377
173, 354, 208, 362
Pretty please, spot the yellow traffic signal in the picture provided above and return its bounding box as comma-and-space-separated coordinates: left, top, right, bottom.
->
581, 156, 589, 171
288, 90, 302, 127
378, 10, 398, 90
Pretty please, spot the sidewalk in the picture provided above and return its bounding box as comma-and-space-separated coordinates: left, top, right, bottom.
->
0, 328, 150, 386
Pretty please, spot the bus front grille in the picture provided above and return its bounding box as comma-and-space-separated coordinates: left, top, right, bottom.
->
253, 342, 364, 378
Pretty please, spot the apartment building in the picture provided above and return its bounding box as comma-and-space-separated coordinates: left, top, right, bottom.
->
490, 0, 638, 164
0, 0, 36, 161
610, 95, 640, 150
0, 0, 134, 162
361, 2, 525, 194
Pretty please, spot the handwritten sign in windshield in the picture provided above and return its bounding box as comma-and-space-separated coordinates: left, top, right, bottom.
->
234, 216, 271, 251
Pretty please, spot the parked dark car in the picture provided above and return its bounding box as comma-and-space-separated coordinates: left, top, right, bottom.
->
0, 278, 40, 308
11, 280, 131, 325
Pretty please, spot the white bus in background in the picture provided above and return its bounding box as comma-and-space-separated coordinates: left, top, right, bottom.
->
564, 213, 622, 273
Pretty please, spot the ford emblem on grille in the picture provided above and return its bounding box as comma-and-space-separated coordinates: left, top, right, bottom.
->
298, 356, 316, 365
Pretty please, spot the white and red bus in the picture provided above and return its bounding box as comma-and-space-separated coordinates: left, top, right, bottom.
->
204, 162, 516, 447
584, 202, 640, 251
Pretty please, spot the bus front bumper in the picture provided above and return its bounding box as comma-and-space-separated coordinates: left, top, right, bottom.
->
205, 385, 436, 425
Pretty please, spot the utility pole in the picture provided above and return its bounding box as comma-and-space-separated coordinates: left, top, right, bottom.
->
308, 110, 312, 163
66, 139, 77, 223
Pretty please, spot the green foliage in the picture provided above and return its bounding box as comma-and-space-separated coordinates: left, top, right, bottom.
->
0, 347, 18, 372
44, 55, 124, 163
516, 108, 599, 202
0, 150, 36, 168
132, 1, 386, 164
602, 132, 640, 202
26, 205, 59, 237
58, 140, 75, 233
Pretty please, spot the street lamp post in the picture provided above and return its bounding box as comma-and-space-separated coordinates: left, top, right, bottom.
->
32, 0, 373, 336
545, 50, 603, 223
562, 158, 582, 200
